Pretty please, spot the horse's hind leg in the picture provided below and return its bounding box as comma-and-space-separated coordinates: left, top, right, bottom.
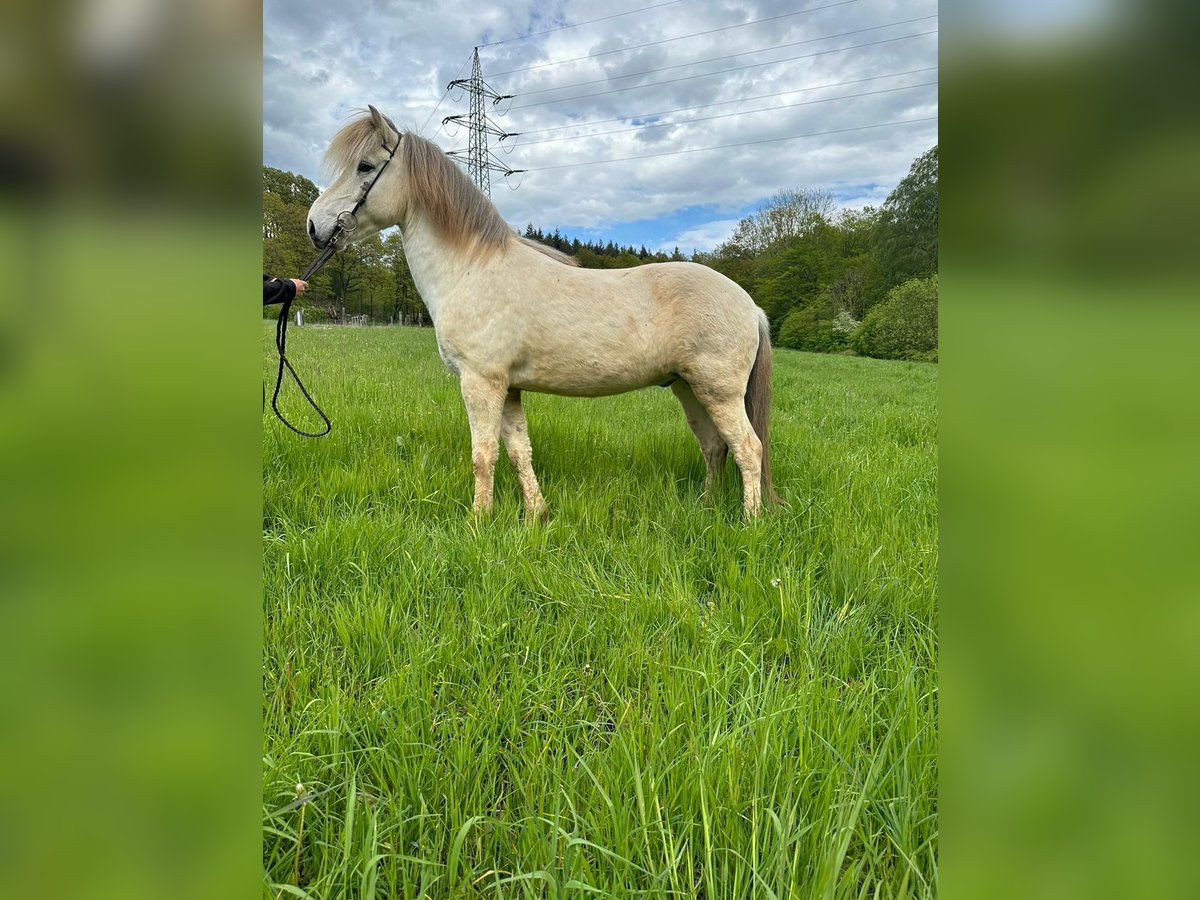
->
691, 389, 763, 518
500, 389, 549, 522
671, 381, 727, 497
459, 371, 507, 515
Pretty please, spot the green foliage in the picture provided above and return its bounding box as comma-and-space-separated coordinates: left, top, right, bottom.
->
754, 220, 860, 329
779, 306, 835, 353
263, 326, 938, 897
263, 166, 428, 324
716, 188, 836, 256
685, 146, 936, 357
697, 203, 881, 343
263, 166, 320, 207
869, 146, 938, 305
778, 296, 862, 353
852, 274, 939, 361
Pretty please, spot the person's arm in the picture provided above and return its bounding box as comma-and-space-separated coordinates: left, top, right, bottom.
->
263, 275, 300, 306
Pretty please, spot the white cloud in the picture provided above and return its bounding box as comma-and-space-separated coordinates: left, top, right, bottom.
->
662, 218, 744, 254
264, 0, 937, 240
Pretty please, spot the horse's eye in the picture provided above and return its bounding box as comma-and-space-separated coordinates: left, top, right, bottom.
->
357, 161, 374, 173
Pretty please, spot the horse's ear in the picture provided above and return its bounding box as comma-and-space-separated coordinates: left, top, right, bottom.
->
367, 104, 400, 142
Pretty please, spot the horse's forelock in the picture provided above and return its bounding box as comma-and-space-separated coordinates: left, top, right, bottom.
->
322, 114, 384, 177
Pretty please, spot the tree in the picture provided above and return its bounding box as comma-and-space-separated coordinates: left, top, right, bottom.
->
356, 234, 386, 321
870, 146, 938, 304
381, 231, 427, 325
325, 246, 366, 314
262, 189, 313, 277
263, 166, 332, 309
778, 287, 860, 353
263, 166, 320, 208
752, 218, 850, 331
717, 188, 836, 257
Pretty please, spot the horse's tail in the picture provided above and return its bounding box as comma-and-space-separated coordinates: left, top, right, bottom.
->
745, 312, 783, 506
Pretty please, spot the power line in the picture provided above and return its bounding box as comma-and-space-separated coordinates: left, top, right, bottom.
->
529, 115, 938, 171
486, 0, 857, 77
481, 0, 685, 48
516, 80, 937, 148
511, 15, 937, 95
510, 30, 938, 110
419, 52, 474, 135
511, 66, 937, 138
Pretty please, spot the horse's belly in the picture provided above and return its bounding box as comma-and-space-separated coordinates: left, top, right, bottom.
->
509, 355, 670, 397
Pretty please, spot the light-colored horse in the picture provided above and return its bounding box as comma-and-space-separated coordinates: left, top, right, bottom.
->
307, 106, 780, 518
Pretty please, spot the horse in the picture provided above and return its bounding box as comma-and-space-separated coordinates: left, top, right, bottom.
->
306, 106, 780, 519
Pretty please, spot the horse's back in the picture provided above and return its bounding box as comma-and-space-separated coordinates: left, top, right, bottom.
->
635, 261, 760, 321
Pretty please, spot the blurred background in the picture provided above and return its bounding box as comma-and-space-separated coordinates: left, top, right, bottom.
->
943, 0, 1200, 897
1, 0, 1198, 896
1, 0, 261, 897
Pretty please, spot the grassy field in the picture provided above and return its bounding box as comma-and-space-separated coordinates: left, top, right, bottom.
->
263, 324, 937, 899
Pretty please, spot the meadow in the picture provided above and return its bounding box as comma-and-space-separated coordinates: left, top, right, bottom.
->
263, 324, 937, 898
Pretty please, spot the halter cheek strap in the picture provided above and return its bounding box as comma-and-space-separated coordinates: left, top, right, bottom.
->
339, 137, 400, 237
301, 135, 401, 280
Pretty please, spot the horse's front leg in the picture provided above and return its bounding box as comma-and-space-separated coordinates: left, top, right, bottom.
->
500, 389, 549, 522
459, 371, 508, 515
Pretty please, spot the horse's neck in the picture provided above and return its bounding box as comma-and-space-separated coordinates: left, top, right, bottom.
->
400, 215, 470, 325
398, 219, 446, 322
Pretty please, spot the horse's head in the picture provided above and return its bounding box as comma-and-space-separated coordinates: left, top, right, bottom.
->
307, 105, 404, 249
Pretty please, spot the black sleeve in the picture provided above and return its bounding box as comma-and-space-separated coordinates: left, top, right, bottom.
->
263, 275, 297, 306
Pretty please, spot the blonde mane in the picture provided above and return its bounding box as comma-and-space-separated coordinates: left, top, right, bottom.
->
323, 112, 576, 266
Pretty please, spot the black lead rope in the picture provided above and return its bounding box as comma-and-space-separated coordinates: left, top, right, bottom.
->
266, 134, 401, 438
265, 241, 340, 437
270, 291, 331, 438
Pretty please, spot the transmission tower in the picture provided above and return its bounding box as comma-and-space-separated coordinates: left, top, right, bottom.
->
444, 47, 524, 195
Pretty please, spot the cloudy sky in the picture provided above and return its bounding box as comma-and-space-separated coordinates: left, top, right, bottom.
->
263, 0, 937, 253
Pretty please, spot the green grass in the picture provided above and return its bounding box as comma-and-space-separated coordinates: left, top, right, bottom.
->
263, 325, 937, 899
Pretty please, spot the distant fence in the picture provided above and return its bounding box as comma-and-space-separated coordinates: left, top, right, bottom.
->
278, 308, 431, 328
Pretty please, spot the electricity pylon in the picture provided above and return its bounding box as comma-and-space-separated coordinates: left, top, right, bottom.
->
444, 47, 523, 196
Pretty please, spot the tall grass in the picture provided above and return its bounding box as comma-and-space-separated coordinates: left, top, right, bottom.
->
263, 325, 937, 898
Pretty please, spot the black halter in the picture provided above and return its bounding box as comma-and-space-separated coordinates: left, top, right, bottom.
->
268, 133, 402, 438
300, 135, 401, 282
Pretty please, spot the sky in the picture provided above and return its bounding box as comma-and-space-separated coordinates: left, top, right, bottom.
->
263, 0, 938, 253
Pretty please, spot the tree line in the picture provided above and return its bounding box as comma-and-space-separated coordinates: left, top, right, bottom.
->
263, 145, 936, 359
520, 226, 687, 268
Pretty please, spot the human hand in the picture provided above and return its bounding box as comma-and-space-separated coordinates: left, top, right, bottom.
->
291, 279, 308, 294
